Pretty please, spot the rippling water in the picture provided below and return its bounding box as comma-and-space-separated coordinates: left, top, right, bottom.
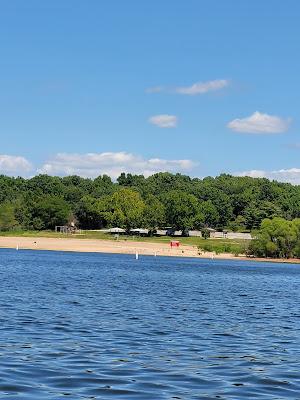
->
1, 249, 300, 399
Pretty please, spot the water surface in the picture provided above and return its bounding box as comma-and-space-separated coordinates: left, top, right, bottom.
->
0, 249, 300, 399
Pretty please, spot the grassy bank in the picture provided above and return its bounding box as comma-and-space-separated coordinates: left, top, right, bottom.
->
0, 230, 250, 255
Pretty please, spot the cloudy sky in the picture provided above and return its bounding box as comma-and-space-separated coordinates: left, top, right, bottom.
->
0, 1, 300, 182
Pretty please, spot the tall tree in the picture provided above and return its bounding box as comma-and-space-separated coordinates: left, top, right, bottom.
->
31, 196, 71, 230
249, 217, 298, 258
0, 203, 16, 231
142, 194, 165, 232
108, 188, 145, 232
163, 190, 199, 231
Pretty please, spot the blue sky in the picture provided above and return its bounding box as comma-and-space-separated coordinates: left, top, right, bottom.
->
1, 0, 300, 182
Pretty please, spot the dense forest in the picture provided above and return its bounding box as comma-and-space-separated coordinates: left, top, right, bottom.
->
1, 172, 300, 236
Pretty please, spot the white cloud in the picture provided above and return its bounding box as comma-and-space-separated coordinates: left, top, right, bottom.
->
235, 168, 300, 184
0, 155, 32, 176
175, 79, 229, 95
38, 152, 197, 179
146, 79, 229, 95
228, 111, 291, 134
148, 114, 178, 128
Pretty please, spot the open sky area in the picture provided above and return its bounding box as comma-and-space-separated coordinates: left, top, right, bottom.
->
0, 0, 300, 182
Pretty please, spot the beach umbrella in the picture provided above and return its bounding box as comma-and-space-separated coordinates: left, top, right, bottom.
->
109, 227, 126, 233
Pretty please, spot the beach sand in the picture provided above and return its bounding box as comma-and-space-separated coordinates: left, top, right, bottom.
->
0, 235, 230, 259
0, 236, 299, 264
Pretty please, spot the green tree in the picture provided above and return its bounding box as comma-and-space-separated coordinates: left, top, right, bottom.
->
227, 215, 246, 232
201, 228, 210, 239
0, 203, 17, 231
13, 197, 32, 229
292, 218, 300, 257
163, 190, 199, 232
91, 175, 116, 197
76, 195, 112, 229
108, 188, 145, 232
249, 217, 298, 258
142, 194, 165, 232
198, 200, 219, 228
1, 171, 300, 234
245, 201, 283, 230
27, 174, 64, 196
31, 196, 71, 230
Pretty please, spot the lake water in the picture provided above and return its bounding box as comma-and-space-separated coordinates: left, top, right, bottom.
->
0, 250, 300, 399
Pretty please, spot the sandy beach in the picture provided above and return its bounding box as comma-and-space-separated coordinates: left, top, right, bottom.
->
0, 235, 213, 258
1, 235, 300, 264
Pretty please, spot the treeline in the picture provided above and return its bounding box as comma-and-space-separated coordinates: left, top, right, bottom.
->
249, 218, 300, 259
1, 172, 300, 233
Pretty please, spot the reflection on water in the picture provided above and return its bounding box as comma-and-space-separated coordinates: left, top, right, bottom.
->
0, 249, 300, 399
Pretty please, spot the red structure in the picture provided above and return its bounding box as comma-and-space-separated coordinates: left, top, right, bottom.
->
170, 240, 180, 248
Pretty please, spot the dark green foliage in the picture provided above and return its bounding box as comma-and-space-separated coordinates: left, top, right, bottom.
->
248, 217, 300, 259
0, 172, 300, 238
162, 190, 199, 231
142, 194, 165, 232
198, 201, 219, 228
0, 203, 17, 231
201, 228, 210, 240
76, 195, 105, 229
30, 196, 71, 230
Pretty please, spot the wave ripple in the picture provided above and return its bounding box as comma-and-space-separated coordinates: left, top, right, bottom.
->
1, 250, 300, 399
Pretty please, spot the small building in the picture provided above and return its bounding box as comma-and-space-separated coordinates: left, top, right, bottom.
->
55, 223, 80, 234
189, 230, 202, 237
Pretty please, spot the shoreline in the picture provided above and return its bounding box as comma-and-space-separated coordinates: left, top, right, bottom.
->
0, 235, 300, 264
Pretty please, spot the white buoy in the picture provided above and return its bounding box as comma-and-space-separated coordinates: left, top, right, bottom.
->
135, 251, 139, 260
